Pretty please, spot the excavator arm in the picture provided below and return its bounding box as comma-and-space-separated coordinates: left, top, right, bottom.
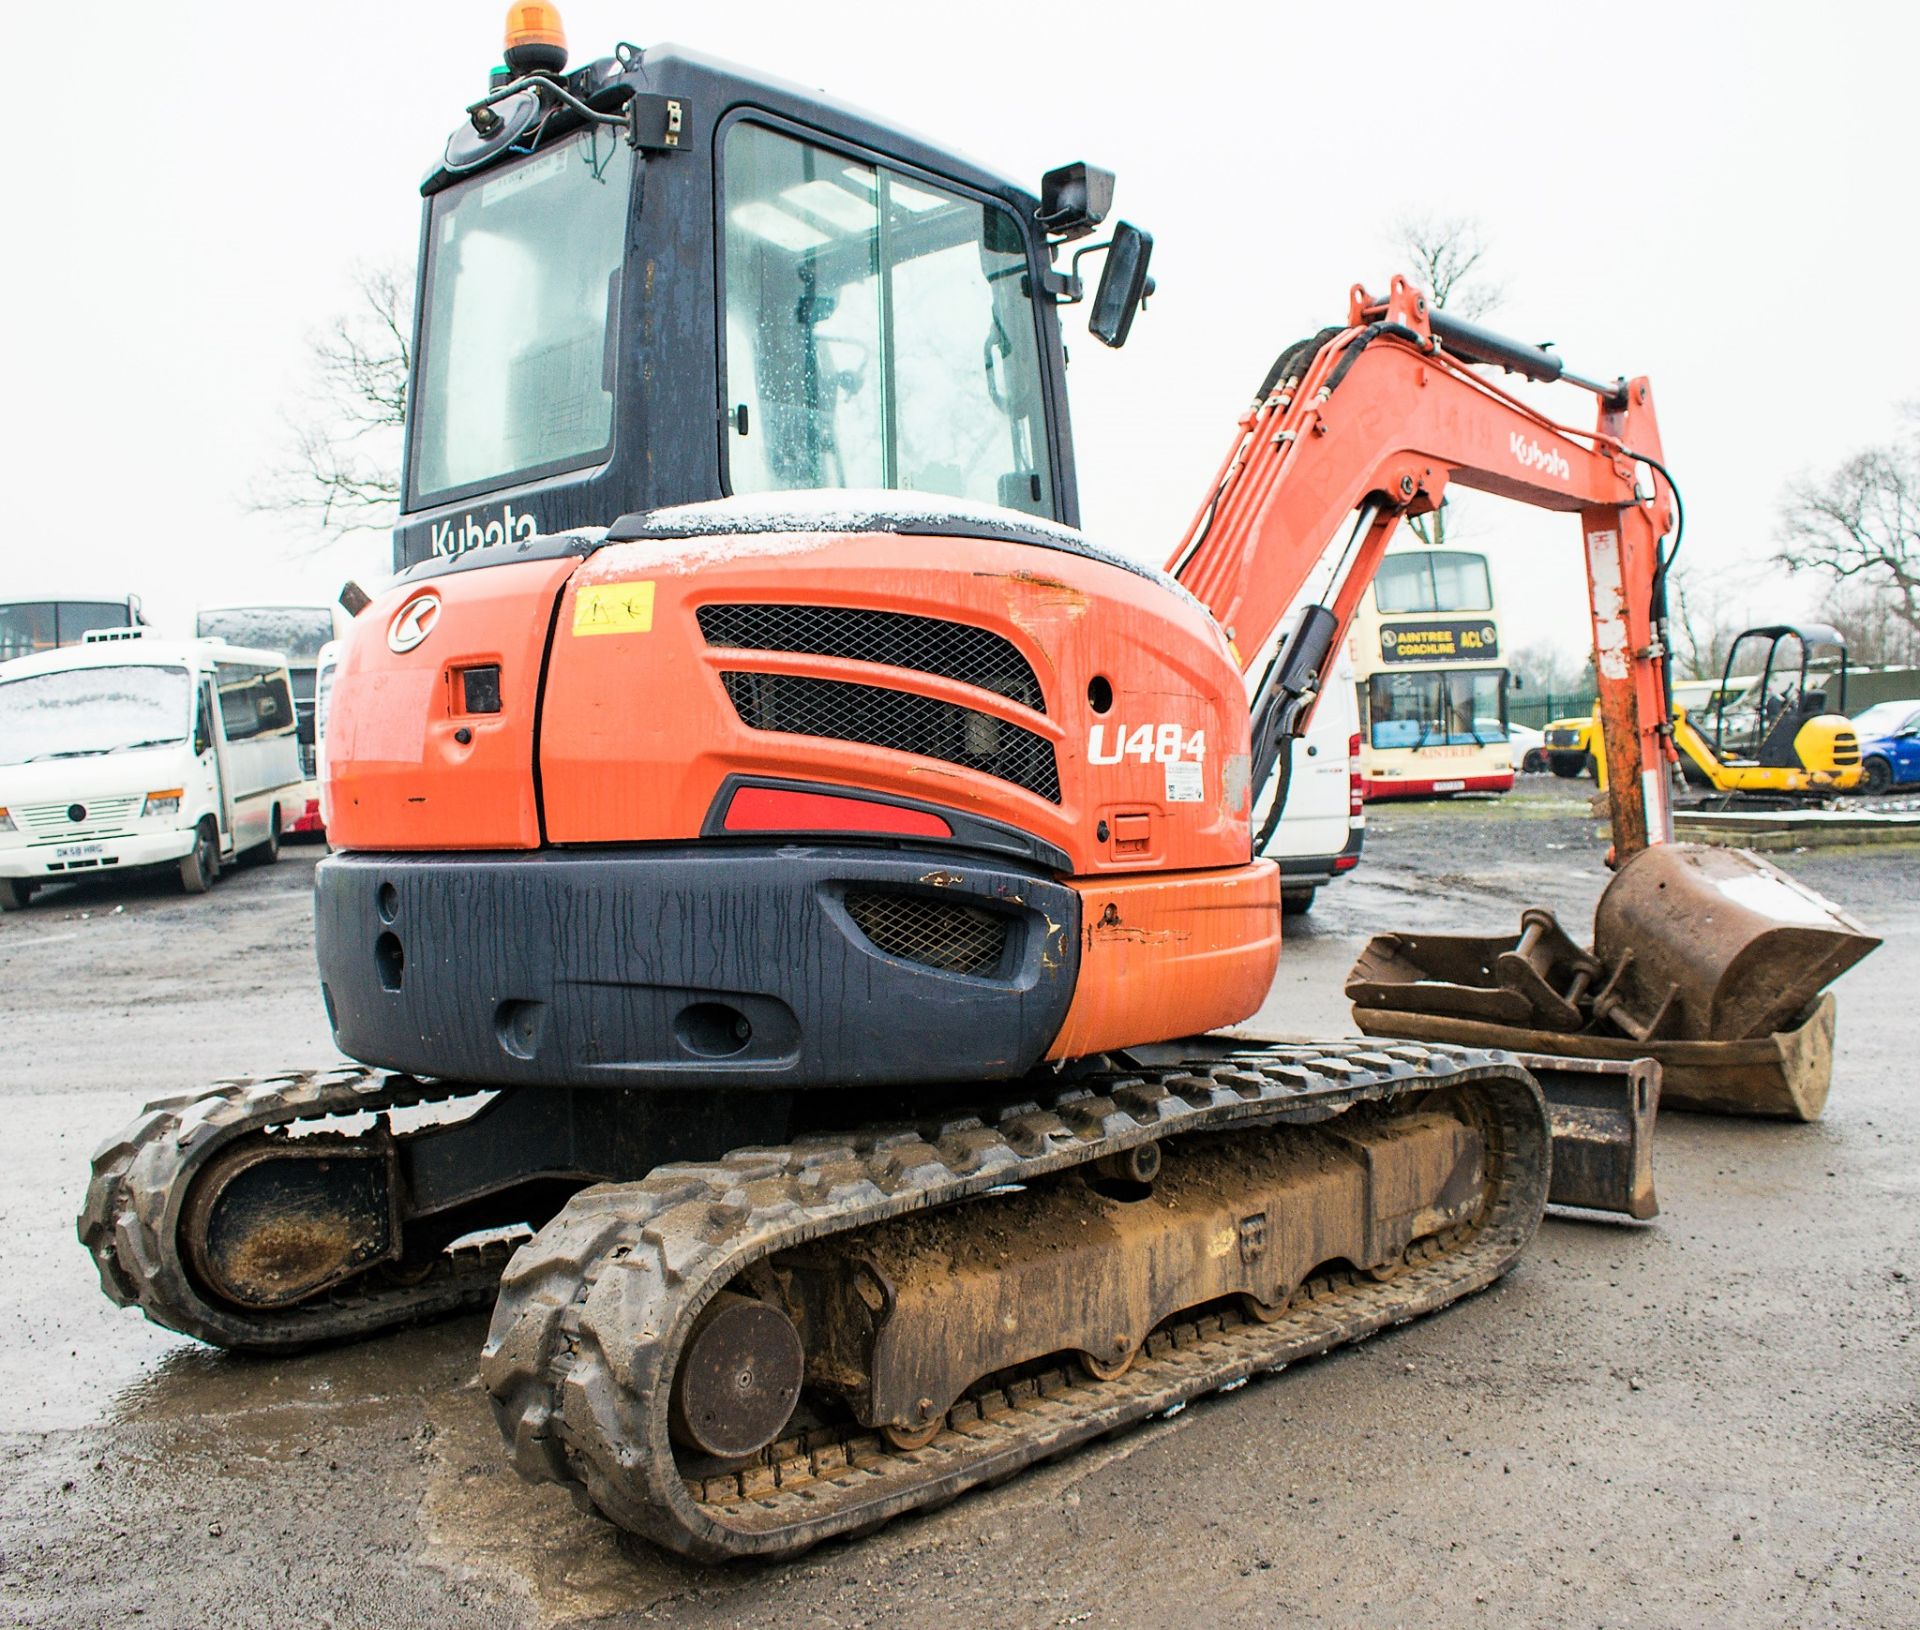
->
1168, 275, 1678, 859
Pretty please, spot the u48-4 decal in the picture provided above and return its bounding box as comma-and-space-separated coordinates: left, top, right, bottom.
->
1087, 723, 1208, 803
1088, 723, 1206, 765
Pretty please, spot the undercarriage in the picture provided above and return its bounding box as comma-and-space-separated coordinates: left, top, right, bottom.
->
83, 1040, 1563, 1559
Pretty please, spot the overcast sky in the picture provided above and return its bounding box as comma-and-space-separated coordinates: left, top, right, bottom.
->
12, 3, 1915, 664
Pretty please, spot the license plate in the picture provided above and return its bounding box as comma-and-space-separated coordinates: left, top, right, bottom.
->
1433, 780, 1466, 792
53, 843, 106, 860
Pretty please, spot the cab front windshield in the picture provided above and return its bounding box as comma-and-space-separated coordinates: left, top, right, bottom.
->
0, 666, 191, 766
410, 125, 634, 505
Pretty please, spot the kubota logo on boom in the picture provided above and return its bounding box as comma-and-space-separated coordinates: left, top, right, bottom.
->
1510, 432, 1571, 481
387, 591, 443, 653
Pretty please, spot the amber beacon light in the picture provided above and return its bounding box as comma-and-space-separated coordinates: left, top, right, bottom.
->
504, 3, 568, 75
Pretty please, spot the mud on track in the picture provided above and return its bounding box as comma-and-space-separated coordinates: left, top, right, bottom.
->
3, 791, 1916, 1628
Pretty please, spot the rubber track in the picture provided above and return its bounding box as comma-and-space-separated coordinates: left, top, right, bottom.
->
481, 1041, 1548, 1561
78, 1067, 511, 1351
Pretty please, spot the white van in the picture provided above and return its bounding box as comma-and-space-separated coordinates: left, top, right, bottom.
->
195, 604, 343, 837
1254, 650, 1365, 914
0, 632, 301, 908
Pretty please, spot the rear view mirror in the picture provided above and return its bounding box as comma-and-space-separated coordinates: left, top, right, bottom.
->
1089, 222, 1154, 348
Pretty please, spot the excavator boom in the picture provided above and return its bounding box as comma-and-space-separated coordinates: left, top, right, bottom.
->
1172, 276, 1677, 859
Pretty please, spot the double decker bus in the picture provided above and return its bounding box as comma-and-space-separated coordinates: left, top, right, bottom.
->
1350, 545, 1513, 799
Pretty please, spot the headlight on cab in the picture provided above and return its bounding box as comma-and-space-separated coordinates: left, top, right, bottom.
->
142, 789, 183, 819
0, 807, 13, 831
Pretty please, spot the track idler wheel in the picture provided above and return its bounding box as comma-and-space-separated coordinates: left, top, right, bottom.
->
182, 1139, 400, 1310
668, 1292, 805, 1460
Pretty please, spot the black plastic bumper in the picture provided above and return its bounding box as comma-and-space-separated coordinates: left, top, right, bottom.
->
1276, 823, 1365, 889
314, 844, 1079, 1090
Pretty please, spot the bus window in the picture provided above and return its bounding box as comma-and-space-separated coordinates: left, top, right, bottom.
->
215, 664, 296, 742
0, 599, 139, 660
1372, 551, 1492, 614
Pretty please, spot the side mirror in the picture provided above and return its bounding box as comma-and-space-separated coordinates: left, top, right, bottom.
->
1089, 222, 1154, 348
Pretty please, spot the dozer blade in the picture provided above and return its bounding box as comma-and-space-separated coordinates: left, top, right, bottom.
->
1592, 844, 1878, 1042
1524, 1053, 1660, 1220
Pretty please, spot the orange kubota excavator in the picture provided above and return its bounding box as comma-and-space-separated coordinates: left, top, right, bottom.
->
81, 13, 1875, 1561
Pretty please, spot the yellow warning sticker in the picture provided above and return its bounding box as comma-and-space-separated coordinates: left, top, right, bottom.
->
572, 580, 655, 637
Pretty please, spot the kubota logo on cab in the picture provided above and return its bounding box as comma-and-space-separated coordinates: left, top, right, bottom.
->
387, 591, 443, 653
430, 504, 540, 558
1509, 432, 1571, 481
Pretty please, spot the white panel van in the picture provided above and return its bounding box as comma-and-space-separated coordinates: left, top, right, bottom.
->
1254, 650, 1366, 915
0, 632, 301, 908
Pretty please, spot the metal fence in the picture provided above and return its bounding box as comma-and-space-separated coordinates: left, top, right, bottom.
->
1510, 693, 1596, 731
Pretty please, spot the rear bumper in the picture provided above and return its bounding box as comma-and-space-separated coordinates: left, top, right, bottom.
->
314, 844, 1079, 1090
1276, 825, 1365, 889
1363, 772, 1513, 800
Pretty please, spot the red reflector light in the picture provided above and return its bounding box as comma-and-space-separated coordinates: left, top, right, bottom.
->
723, 786, 953, 839
1333, 854, 1359, 872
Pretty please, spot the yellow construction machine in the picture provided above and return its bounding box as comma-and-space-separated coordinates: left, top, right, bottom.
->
1586, 623, 1862, 796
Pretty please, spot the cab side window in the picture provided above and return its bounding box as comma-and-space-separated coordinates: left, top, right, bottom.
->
722, 122, 1054, 518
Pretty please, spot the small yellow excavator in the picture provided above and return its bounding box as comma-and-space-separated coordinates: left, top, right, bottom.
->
1589, 623, 1862, 796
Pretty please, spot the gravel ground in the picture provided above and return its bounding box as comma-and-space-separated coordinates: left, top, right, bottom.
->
2, 785, 1915, 1629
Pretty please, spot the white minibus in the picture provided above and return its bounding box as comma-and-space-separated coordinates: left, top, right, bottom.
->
0, 632, 301, 908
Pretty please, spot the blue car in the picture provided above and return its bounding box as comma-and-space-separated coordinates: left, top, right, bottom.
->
1852, 699, 1920, 792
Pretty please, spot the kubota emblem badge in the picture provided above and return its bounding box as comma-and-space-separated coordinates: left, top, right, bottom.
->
387, 591, 443, 654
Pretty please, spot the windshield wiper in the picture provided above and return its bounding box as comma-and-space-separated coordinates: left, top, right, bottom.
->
23, 748, 110, 761
105, 737, 183, 753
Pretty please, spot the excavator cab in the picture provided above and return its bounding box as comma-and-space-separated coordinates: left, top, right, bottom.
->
397, 40, 1151, 571
1707, 624, 1851, 770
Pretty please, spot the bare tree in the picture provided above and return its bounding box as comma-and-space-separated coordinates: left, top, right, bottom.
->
1820, 575, 1920, 666
1775, 408, 1920, 651
1667, 563, 1748, 681
1392, 216, 1502, 550
1507, 640, 1586, 695
255, 263, 412, 540
1394, 214, 1505, 321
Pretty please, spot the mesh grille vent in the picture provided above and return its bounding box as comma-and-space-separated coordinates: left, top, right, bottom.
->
844, 890, 1011, 976
699, 604, 1044, 713
719, 672, 1061, 802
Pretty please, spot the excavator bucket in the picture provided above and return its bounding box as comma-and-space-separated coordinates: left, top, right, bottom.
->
1345, 844, 1877, 1121
1591, 845, 1879, 1042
